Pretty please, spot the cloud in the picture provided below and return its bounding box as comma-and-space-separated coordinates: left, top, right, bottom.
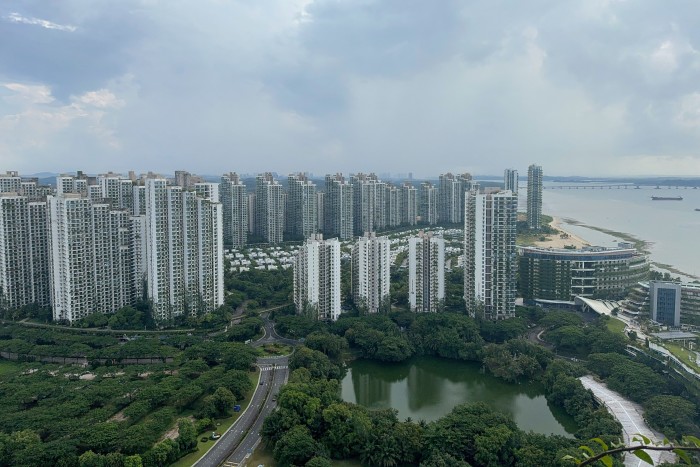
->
4, 12, 76, 32
1, 0, 700, 176
0, 82, 126, 168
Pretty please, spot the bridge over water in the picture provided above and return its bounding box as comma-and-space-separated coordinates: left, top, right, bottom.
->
520, 184, 699, 190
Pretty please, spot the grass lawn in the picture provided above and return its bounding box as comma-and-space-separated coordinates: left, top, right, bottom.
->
258, 343, 293, 357
171, 369, 261, 467
0, 360, 20, 376
664, 343, 700, 373
605, 317, 626, 334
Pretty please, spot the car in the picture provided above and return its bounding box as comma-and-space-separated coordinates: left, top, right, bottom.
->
210, 432, 221, 440
259, 380, 264, 385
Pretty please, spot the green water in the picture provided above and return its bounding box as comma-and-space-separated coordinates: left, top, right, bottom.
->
341, 356, 578, 437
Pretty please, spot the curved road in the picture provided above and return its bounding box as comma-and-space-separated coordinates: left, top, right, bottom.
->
195, 316, 295, 467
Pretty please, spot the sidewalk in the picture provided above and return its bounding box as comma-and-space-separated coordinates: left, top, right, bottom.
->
579, 376, 675, 467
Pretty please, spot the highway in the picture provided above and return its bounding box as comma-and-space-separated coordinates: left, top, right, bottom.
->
222, 357, 289, 466
195, 315, 294, 467
195, 355, 288, 467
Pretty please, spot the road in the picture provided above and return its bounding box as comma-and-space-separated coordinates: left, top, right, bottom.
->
195, 355, 289, 467
222, 357, 289, 466
251, 313, 298, 348
579, 376, 675, 467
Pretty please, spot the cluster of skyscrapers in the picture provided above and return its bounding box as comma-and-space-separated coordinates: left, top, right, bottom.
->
219, 172, 479, 248
1, 166, 546, 323
0, 170, 223, 323
292, 165, 539, 320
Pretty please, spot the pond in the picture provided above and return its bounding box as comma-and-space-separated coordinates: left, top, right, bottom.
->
341, 356, 577, 437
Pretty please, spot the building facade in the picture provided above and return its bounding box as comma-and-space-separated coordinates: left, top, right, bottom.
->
504, 169, 518, 194
438, 173, 472, 224
351, 173, 386, 235
352, 233, 391, 313
286, 173, 318, 240
464, 190, 517, 320
323, 174, 353, 240
254, 173, 284, 244
0, 194, 50, 311
220, 172, 248, 248
419, 182, 438, 225
293, 234, 341, 321
401, 183, 418, 226
527, 164, 543, 230
408, 232, 445, 312
145, 179, 224, 321
650, 281, 682, 326
48, 194, 138, 322
519, 245, 649, 301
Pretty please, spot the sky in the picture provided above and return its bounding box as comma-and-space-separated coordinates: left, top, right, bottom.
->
1, 0, 700, 178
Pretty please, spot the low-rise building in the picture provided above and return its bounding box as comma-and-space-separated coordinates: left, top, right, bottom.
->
519, 244, 648, 302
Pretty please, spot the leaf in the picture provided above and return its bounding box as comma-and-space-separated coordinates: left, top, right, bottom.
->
600, 454, 613, 467
674, 448, 691, 465
683, 435, 700, 447
579, 445, 595, 457
638, 434, 651, 445
662, 437, 669, 445
632, 449, 654, 465
591, 438, 609, 451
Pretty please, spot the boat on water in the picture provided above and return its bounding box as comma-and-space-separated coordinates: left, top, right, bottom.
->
651, 196, 683, 201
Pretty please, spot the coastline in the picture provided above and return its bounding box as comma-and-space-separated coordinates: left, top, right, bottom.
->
549, 216, 699, 282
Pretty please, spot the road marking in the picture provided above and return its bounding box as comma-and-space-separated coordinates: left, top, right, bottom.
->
259, 365, 288, 371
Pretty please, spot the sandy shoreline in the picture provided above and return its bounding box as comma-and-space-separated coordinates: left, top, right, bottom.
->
541, 215, 699, 281
530, 216, 590, 249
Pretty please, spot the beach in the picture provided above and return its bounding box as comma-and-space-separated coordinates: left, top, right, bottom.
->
530, 216, 591, 250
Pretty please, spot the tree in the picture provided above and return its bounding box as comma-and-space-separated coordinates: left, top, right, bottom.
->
644, 396, 698, 440
290, 346, 342, 380
78, 451, 103, 467
321, 403, 371, 459
304, 332, 348, 362
123, 455, 143, 467
423, 402, 518, 465
211, 387, 235, 416
305, 457, 332, 467
375, 335, 413, 362
176, 418, 197, 453
273, 425, 321, 467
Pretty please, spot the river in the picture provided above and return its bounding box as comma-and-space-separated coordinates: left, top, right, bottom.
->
340, 356, 577, 437
519, 184, 700, 280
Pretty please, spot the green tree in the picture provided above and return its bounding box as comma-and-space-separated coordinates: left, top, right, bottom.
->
211, 387, 236, 416
78, 451, 104, 467
644, 395, 698, 440
123, 455, 143, 467
375, 335, 413, 362
305, 457, 332, 467
321, 403, 371, 459
221, 343, 258, 371
176, 418, 197, 453
273, 425, 321, 467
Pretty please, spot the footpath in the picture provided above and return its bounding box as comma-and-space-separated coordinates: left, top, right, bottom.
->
579, 376, 675, 467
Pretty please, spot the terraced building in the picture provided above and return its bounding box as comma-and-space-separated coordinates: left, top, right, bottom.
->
519, 245, 648, 302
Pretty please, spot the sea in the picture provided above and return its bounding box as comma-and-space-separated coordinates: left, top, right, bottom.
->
517, 183, 700, 281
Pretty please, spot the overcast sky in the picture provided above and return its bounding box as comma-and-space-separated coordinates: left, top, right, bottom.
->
1, 1, 699, 177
